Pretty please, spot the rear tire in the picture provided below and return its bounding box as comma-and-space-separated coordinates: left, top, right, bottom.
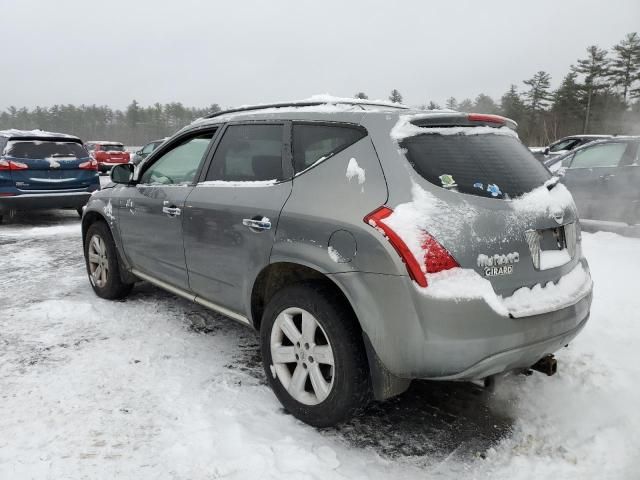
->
84, 221, 133, 300
260, 282, 370, 427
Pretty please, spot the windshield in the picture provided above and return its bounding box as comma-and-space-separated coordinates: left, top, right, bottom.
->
401, 131, 551, 199
4, 140, 88, 159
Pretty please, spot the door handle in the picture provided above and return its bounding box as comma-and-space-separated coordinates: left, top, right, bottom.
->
162, 206, 182, 216
242, 217, 271, 231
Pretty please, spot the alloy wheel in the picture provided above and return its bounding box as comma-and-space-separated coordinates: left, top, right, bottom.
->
87, 234, 109, 288
270, 307, 335, 405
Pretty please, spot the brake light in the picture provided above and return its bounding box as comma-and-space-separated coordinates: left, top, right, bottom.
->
79, 159, 98, 170
468, 113, 506, 125
364, 206, 459, 287
0, 159, 29, 170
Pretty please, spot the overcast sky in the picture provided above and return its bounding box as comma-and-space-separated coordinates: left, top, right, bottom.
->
1, 0, 638, 110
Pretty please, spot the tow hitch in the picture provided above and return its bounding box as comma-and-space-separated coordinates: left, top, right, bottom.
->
530, 354, 557, 376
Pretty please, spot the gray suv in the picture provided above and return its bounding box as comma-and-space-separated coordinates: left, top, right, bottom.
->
81, 100, 593, 427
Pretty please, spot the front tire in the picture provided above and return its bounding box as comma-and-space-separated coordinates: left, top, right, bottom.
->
84, 221, 133, 299
260, 282, 370, 427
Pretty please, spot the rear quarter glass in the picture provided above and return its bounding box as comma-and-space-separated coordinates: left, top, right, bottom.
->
401, 131, 551, 199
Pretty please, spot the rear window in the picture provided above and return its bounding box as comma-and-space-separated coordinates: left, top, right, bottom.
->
100, 144, 125, 152
4, 140, 88, 159
293, 124, 366, 173
401, 131, 551, 199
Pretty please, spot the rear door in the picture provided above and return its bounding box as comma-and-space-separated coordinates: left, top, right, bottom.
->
183, 122, 292, 315
562, 141, 630, 220
2, 138, 96, 191
117, 129, 217, 289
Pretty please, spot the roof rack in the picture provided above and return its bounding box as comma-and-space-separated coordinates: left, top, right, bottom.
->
204, 100, 409, 119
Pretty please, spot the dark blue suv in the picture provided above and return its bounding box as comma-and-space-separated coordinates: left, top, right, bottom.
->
0, 130, 100, 223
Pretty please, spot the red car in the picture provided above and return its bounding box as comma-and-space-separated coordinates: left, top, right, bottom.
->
85, 141, 130, 173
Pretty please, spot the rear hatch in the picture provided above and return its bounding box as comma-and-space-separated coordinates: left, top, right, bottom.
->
2, 138, 97, 191
387, 114, 584, 302
95, 144, 129, 164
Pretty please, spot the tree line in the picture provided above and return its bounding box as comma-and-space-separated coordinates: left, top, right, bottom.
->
0, 101, 221, 146
1, 33, 639, 147
360, 32, 640, 146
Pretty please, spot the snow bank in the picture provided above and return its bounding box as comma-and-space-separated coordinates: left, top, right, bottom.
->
390, 114, 519, 142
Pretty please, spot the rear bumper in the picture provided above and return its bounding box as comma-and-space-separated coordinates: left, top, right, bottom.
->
0, 191, 94, 212
332, 259, 593, 381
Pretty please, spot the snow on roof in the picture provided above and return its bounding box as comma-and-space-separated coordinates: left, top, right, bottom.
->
86, 140, 124, 145
0, 129, 79, 139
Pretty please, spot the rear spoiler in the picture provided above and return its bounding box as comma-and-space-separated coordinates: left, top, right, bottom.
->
413, 113, 518, 131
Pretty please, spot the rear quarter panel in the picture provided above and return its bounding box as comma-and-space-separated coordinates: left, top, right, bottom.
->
272, 136, 401, 275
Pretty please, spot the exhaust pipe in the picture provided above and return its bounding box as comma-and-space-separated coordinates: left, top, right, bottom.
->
530, 354, 557, 376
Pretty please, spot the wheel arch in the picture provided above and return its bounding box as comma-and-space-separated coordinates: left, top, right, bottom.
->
250, 261, 355, 331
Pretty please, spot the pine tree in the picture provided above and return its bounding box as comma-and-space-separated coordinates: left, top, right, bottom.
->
458, 98, 474, 112
523, 71, 552, 112
500, 85, 526, 120
574, 46, 610, 132
427, 101, 441, 110
608, 32, 640, 103
551, 71, 583, 138
354, 92, 368, 100
445, 97, 458, 110
388, 89, 403, 104
473, 94, 499, 114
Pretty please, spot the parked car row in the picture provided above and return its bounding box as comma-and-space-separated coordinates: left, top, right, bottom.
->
545, 136, 640, 224
0, 132, 167, 223
0, 130, 100, 223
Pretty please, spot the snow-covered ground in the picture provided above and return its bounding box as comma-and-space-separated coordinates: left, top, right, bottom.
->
1, 211, 638, 479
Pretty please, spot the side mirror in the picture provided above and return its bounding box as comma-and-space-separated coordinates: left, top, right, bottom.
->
110, 163, 135, 184
136, 150, 143, 155
544, 147, 550, 155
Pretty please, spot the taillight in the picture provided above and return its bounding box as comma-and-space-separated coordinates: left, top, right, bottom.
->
422, 234, 459, 273
0, 159, 29, 170
364, 206, 459, 287
79, 159, 98, 170
467, 113, 506, 125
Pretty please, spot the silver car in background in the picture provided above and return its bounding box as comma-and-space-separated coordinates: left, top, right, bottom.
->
80, 100, 593, 427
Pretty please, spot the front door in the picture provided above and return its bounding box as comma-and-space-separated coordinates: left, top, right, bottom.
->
562, 141, 630, 221
183, 123, 292, 315
118, 130, 217, 289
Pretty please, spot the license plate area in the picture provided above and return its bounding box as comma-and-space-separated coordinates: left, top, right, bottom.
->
524, 223, 577, 270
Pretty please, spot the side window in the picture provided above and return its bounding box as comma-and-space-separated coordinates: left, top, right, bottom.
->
569, 143, 628, 169
206, 124, 283, 182
140, 132, 215, 185
549, 139, 578, 153
86, 144, 95, 152
142, 143, 155, 154
561, 153, 574, 168
292, 124, 366, 173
